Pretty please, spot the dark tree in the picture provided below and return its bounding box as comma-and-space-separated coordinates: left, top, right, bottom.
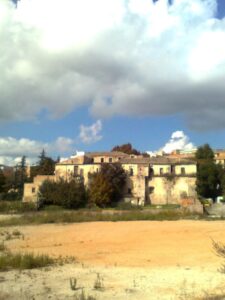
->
31, 150, 56, 177
0, 169, 6, 193
14, 156, 27, 196
196, 144, 214, 160
39, 179, 87, 209
89, 163, 126, 207
111, 143, 141, 155
38, 149, 46, 165
196, 144, 224, 200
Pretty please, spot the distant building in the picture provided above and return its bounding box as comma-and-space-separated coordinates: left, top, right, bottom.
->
23, 151, 199, 208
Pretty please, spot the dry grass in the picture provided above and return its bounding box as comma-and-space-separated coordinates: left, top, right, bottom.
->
0, 251, 55, 271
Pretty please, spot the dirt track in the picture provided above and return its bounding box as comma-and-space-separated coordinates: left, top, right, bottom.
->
2, 220, 225, 299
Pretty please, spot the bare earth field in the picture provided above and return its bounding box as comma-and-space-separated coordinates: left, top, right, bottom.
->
1, 220, 225, 299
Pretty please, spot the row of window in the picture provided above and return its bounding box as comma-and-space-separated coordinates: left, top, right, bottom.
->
159, 167, 186, 175
73, 166, 186, 177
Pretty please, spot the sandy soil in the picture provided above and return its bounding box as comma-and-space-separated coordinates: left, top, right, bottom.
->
1, 220, 225, 299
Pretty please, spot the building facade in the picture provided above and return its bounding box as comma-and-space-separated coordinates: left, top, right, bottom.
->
23, 151, 198, 207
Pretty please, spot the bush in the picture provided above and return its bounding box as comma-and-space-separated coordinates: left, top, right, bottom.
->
39, 179, 87, 209
0, 201, 37, 213
0, 191, 21, 201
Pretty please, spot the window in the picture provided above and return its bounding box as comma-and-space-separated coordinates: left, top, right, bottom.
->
181, 167, 185, 175
74, 166, 78, 175
32, 187, 35, 194
128, 188, 131, 194
109, 157, 112, 163
129, 167, 133, 176
101, 158, 104, 163
171, 165, 175, 174
160, 168, 164, 175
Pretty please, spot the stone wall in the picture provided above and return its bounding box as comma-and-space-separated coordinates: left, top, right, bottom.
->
149, 176, 197, 205
23, 175, 55, 203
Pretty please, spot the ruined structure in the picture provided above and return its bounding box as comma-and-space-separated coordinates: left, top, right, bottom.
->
23, 151, 199, 210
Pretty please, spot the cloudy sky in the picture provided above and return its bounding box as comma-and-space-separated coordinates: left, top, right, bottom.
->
1, 0, 225, 165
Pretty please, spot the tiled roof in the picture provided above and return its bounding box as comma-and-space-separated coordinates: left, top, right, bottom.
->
57, 158, 83, 165
120, 157, 151, 164
85, 151, 129, 157
150, 157, 196, 165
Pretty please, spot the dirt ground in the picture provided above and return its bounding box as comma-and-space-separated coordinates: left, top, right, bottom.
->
1, 220, 225, 299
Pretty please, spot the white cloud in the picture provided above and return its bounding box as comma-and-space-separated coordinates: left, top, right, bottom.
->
54, 137, 74, 153
79, 120, 102, 144
1, 1, 225, 129
162, 131, 195, 154
0, 135, 75, 166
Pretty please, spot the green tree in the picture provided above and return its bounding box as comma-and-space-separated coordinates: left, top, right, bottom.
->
39, 179, 87, 209
89, 163, 126, 207
196, 144, 214, 160
14, 156, 27, 196
0, 169, 6, 193
196, 144, 224, 200
31, 150, 56, 178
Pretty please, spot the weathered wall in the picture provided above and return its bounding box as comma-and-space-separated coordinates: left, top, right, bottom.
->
174, 164, 197, 175
152, 164, 171, 175
93, 156, 121, 163
23, 175, 55, 203
55, 164, 100, 185
124, 175, 147, 205
149, 176, 197, 205
122, 163, 149, 177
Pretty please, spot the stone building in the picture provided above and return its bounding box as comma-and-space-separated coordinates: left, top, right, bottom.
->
23, 151, 198, 207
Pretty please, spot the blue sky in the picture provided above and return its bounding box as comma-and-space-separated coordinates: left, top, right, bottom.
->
1, 0, 225, 164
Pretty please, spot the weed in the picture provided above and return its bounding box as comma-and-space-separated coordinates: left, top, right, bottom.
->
0, 242, 6, 252
12, 230, 21, 237
70, 277, 78, 291
93, 273, 104, 291
74, 290, 96, 300
0, 252, 55, 271
199, 293, 225, 300
212, 239, 225, 273
4, 232, 12, 241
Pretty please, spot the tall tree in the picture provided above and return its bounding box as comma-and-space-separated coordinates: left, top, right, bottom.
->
31, 150, 55, 177
0, 169, 6, 193
89, 163, 126, 207
196, 144, 224, 200
13, 156, 27, 195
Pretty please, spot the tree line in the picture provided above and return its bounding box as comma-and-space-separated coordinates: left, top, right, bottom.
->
0, 150, 57, 200
1, 143, 225, 206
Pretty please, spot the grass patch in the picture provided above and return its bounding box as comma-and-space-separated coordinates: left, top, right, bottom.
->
0, 251, 55, 271
0, 209, 201, 226
0, 201, 37, 214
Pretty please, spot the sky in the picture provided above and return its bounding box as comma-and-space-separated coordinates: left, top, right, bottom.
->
1, 0, 225, 165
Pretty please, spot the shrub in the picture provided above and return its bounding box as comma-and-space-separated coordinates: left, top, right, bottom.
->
39, 179, 87, 209
0, 191, 21, 201
0, 201, 37, 213
0, 252, 55, 271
